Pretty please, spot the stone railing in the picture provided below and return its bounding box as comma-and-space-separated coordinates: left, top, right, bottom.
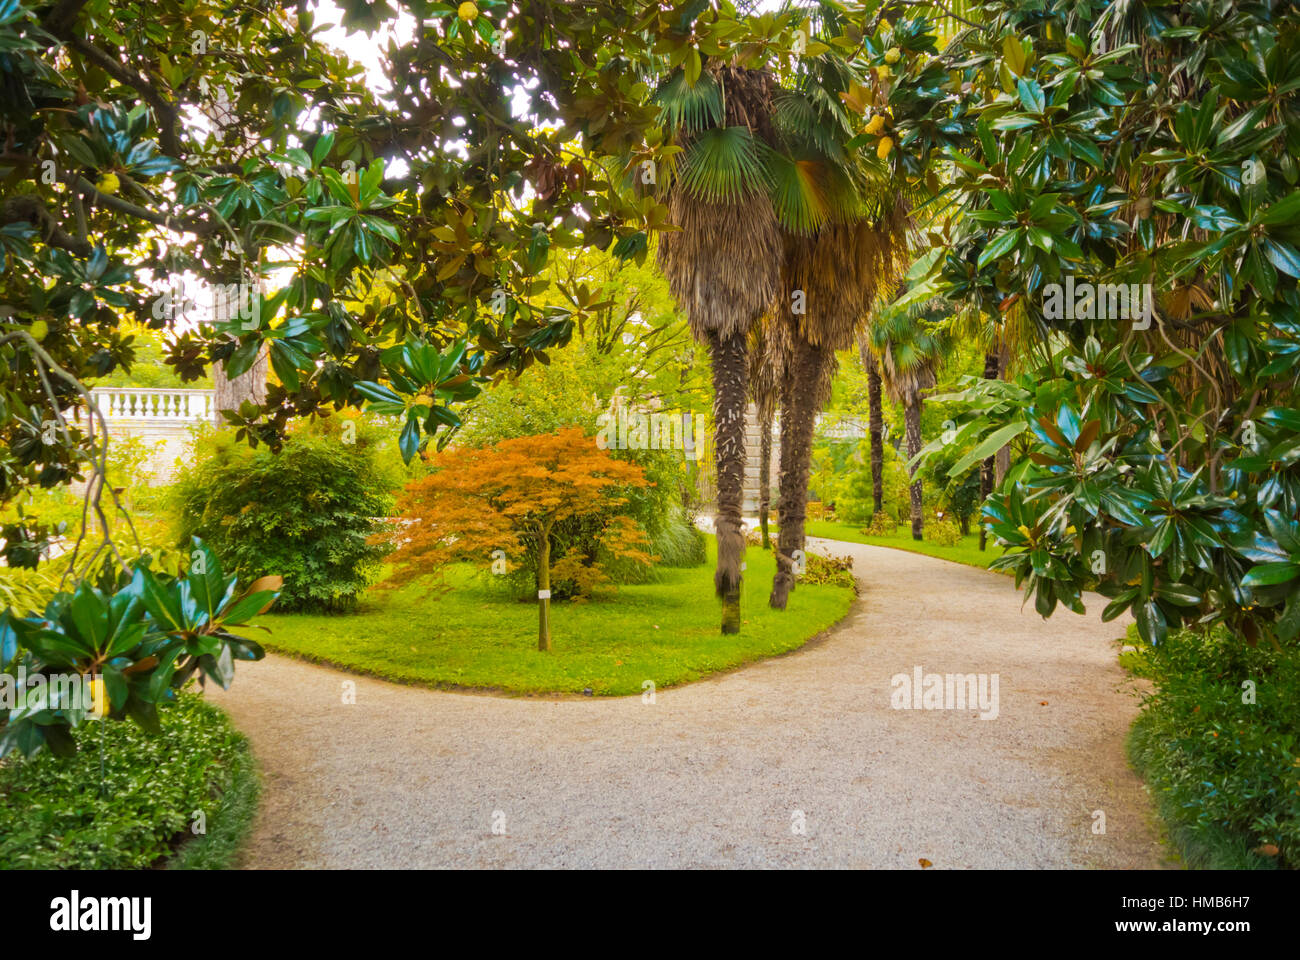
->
91, 387, 215, 423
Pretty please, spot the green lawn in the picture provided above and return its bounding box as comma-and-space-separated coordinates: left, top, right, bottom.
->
259, 537, 854, 696
804, 520, 1005, 570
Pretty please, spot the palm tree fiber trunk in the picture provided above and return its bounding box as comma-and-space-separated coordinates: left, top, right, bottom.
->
905, 397, 924, 541
867, 358, 884, 515
770, 336, 830, 610
758, 407, 773, 550
708, 330, 748, 634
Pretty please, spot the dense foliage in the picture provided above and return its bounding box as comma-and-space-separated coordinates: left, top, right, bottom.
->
0, 690, 255, 868
0, 538, 277, 757
1128, 626, 1299, 868
173, 415, 401, 612
885, 1, 1300, 648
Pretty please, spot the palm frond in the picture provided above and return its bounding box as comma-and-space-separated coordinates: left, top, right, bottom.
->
678, 125, 770, 204
771, 88, 845, 163
654, 70, 724, 134
764, 150, 831, 235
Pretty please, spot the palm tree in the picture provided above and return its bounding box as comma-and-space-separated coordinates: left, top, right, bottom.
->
866, 299, 952, 540
979, 349, 998, 549
657, 17, 912, 617
766, 217, 910, 609
655, 63, 785, 634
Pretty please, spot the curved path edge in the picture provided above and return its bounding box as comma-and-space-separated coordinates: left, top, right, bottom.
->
208, 537, 1173, 869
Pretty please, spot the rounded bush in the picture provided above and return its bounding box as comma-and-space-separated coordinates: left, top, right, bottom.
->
172, 415, 401, 612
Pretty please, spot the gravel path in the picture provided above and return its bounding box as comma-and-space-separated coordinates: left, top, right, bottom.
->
207, 538, 1171, 869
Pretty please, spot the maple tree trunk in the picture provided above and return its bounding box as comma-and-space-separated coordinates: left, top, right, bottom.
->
708, 330, 747, 635
537, 518, 552, 651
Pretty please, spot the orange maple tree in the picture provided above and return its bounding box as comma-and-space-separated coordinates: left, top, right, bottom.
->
385, 427, 656, 650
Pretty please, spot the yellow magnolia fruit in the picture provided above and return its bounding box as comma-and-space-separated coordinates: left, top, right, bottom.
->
29, 320, 49, 341
95, 172, 120, 195
876, 136, 894, 160
885, 47, 901, 64
875, 65, 892, 80
1016, 524, 1033, 539
864, 114, 886, 135
1066, 525, 1077, 535
457, 1, 478, 20
89, 676, 109, 719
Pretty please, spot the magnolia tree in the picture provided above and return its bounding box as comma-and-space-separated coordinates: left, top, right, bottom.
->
383, 428, 654, 651
879, 1, 1300, 648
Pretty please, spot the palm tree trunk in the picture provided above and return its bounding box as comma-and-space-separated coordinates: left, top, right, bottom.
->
905, 395, 923, 541
758, 406, 773, 550
708, 330, 748, 634
770, 336, 828, 610
978, 351, 998, 551
866, 352, 884, 515
857, 335, 885, 515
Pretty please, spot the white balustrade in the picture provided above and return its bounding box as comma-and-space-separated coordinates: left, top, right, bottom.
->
90, 387, 215, 423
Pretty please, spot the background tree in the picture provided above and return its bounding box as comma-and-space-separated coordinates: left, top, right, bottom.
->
856, 329, 884, 515
384, 428, 654, 652
867, 298, 951, 540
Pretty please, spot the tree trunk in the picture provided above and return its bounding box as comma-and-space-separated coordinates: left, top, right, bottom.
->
993, 343, 1011, 484
212, 349, 267, 426
770, 336, 828, 610
905, 395, 923, 541
758, 405, 773, 550
708, 330, 748, 634
978, 352, 999, 550
537, 518, 553, 651
866, 351, 884, 515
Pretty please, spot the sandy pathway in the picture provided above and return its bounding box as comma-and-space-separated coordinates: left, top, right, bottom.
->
206, 538, 1171, 869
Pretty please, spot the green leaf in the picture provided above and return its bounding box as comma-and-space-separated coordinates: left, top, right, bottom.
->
948, 422, 1028, 476
976, 228, 1022, 270
1241, 562, 1300, 587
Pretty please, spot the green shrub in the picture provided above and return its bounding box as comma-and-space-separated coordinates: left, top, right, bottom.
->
925, 517, 961, 547
644, 497, 706, 568
0, 565, 60, 617
801, 551, 856, 591
0, 691, 256, 869
172, 414, 402, 612
863, 510, 897, 536
1127, 628, 1299, 869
